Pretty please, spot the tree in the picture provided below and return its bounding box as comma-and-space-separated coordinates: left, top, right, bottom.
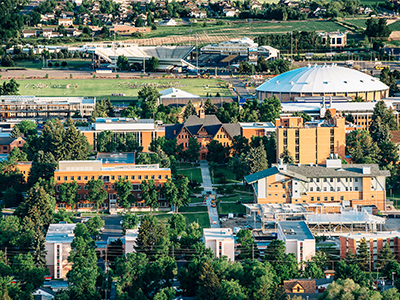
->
377, 242, 396, 269
22, 184, 55, 228
196, 260, 221, 300
121, 212, 140, 235
259, 96, 281, 122
185, 137, 200, 162
141, 179, 159, 211
59, 181, 79, 210
135, 214, 170, 257
279, 148, 294, 163
204, 98, 216, 115
86, 216, 105, 237
168, 213, 185, 237
319, 278, 380, 300
97, 130, 117, 152
67, 223, 101, 300
346, 130, 381, 164
28, 151, 57, 186
334, 261, 368, 286
139, 86, 160, 119
115, 178, 134, 210
86, 179, 108, 213
304, 261, 324, 279
184, 100, 197, 120
357, 238, 369, 271
117, 55, 129, 70
245, 143, 268, 174
10, 126, 21, 138
236, 229, 259, 260
264, 239, 298, 281
207, 140, 229, 164
231, 135, 250, 156
148, 56, 159, 72
0, 79, 19, 95
219, 279, 246, 300
30, 230, 47, 269
163, 179, 179, 212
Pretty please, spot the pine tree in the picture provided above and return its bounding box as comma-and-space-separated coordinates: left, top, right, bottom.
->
156, 147, 170, 168
357, 238, 370, 271
10, 126, 21, 138
28, 151, 58, 186
245, 142, 268, 174
183, 100, 196, 120
24, 184, 55, 228
280, 148, 294, 164
31, 230, 47, 269
204, 98, 216, 115
196, 260, 221, 300
377, 242, 395, 269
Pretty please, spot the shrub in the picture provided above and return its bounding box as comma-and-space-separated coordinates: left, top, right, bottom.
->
48, 62, 53, 67
61, 61, 67, 67
45, 73, 49, 78
116, 74, 120, 78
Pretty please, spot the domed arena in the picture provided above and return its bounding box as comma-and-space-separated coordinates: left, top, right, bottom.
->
256, 64, 389, 102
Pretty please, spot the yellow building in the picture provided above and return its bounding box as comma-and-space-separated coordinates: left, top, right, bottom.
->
54, 160, 171, 213
276, 116, 345, 165
244, 156, 390, 211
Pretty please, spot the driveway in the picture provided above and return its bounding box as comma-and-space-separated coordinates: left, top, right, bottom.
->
206, 196, 220, 228
199, 160, 220, 228
200, 160, 212, 192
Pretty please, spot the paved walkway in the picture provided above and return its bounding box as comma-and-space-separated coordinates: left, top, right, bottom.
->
199, 161, 220, 228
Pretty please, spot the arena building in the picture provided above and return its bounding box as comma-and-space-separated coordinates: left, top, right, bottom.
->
256, 64, 389, 102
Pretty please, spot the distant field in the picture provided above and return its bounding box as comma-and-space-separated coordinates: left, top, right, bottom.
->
1, 78, 231, 100
15, 60, 91, 70
389, 20, 400, 31
343, 18, 368, 28
145, 20, 347, 42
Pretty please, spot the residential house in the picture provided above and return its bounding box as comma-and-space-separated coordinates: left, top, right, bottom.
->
390, 130, 400, 158
65, 28, 82, 37
42, 28, 63, 38
60, 11, 74, 19
32, 287, 56, 300
0, 136, 26, 154
22, 30, 37, 38
189, 8, 207, 18
223, 8, 237, 17
203, 228, 235, 262
319, 31, 347, 48
283, 279, 316, 294
109, 25, 150, 35
58, 18, 73, 26
244, 156, 390, 211
249, 0, 262, 10
165, 114, 241, 160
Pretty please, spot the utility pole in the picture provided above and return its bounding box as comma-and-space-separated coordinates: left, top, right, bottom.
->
104, 250, 108, 300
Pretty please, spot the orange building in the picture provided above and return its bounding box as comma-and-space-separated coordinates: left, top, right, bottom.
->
339, 232, 400, 266
0, 136, 26, 154
81, 118, 166, 152
165, 114, 240, 160
16, 161, 31, 182
276, 116, 345, 165
244, 156, 390, 211
239, 122, 276, 140
54, 160, 171, 213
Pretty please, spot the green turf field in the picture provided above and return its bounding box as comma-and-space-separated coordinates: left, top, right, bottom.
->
2, 78, 231, 100
155, 212, 210, 229
218, 203, 247, 215
178, 168, 203, 184
145, 20, 348, 40
389, 20, 400, 31
341, 18, 368, 28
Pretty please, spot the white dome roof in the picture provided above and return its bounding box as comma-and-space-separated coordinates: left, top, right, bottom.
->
256, 64, 388, 94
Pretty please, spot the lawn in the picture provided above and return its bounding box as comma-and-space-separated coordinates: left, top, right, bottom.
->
218, 203, 247, 215
155, 212, 210, 229
176, 162, 200, 169
177, 168, 203, 184
342, 18, 367, 28
2, 78, 231, 100
179, 206, 208, 213
213, 165, 240, 184
218, 195, 254, 203
189, 196, 206, 204
145, 20, 347, 41
389, 21, 400, 32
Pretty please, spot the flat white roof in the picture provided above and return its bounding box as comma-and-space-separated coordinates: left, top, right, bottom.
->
203, 228, 234, 240
45, 223, 76, 243
159, 87, 200, 99
339, 231, 400, 240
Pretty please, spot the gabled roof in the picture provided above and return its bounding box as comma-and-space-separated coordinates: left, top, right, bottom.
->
391, 130, 400, 144
0, 136, 22, 145
283, 279, 316, 293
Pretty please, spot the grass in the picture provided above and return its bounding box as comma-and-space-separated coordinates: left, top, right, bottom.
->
389, 21, 400, 32
218, 203, 246, 215
179, 206, 207, 213
189, 196, 206, 204
145, 20, 347, 41
177, 168, 203, 184
1, 78, 231, 100
213, 165, 240, 184
218, 195, 254, 203
341, 18, 367, 28
155, 212, 210, 229
177, 162, 200, 169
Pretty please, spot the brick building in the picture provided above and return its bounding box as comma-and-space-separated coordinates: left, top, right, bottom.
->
54, 160, 171, 213
0, 136, 26, 154
244, 155, 390, 211
276, 116, 345, 165
165, 114, 240, 160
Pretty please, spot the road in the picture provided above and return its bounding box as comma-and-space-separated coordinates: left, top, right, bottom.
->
199, 160, 220, 228
223, 77, 252, 99
101, 215, 123, 242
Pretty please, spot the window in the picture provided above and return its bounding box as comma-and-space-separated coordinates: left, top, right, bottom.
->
57, 176, 60, 181
324, 197, 327, 201
132, 184, 140, 191
355, 178, 358, 182
84, 176, 88, 181
317, 187, 320, 191
337, 187, 341, 191
355, 187, 359, 191
98, 176, 102, 180
311, 197, 314, 201
111, 176, 115, 180
317, 197, 320, 201
64, 176, 67, 181
118, 176, 121, 180
324, 187, 327, 191
316, 178, 320, 182
91, 176, 94, 180
158, 175, 161, 179
145, 175, 148, 180
152, 175, 155, 179
125, 175, 128, 180
310, 187, 313, 191
111, 185, 114, 190
330, 187, 334, 191
330, 178, 334, 182
138, 175, 142, 180
331, 197, 334, 201
105, 185, 108, 190
346, 187, 349, 191
103, 176, 110, 183
324, 178, 327, 182
131, 175, 135, 180
340, 196, 344, 200
77, 176, 81, 181
165, 175, 168, 179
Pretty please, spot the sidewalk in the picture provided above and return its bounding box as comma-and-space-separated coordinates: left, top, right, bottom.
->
199, 160, 220, 228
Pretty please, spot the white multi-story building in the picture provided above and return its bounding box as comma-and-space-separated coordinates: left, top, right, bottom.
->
45, 223, 77, 279
203, 228, 235, 262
